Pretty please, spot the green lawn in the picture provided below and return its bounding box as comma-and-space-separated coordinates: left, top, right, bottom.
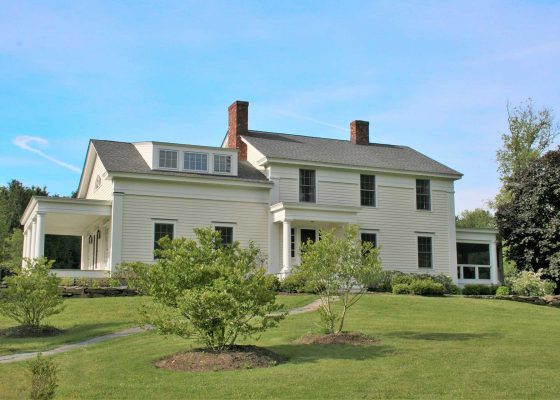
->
1, 294, 560, 399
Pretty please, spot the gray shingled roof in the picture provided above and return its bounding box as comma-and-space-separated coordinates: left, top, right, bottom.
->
90, 140, 269, 182
242, 130, 462, 177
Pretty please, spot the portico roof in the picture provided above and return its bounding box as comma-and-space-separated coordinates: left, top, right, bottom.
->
21, 196, 112, 235
270, 202, 360, 224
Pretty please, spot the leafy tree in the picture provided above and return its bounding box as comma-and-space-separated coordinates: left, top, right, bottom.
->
455, 208, 495, 229
494, 99, 558, 207
0, 180, 47, 240
0, 258, 64, 328
0, 228, 23, 272
140, 228, 283, 350
496, 147, 560, 283
297, 225, 382, 334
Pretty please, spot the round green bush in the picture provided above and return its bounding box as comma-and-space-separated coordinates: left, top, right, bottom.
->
409, 279, 444, 296
495, 286, 510, 296
392, 283, 412, 295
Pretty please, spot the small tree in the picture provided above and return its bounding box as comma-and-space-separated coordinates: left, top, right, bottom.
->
28, 353, 58, 400
141, 228, 283, 350
297, 225, 382, 334
0, 258, 64, 329
455, 208, 495, 229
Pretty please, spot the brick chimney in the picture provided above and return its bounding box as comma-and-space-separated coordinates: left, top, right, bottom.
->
350, 120, 369, 145
227, 100, 249, 160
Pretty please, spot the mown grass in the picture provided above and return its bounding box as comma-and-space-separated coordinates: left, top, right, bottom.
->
1, 294, 560, 399
0, 294, 314, 357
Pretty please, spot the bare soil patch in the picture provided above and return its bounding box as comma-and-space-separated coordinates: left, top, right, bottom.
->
0, 325, 63, 338
297, 332, 378, 345
154, 345, 286, 372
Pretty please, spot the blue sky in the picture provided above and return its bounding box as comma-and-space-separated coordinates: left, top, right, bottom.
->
1, 1, 559, 212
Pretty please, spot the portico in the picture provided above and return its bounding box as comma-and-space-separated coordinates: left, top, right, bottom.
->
269, 202, 360, 276
20, 197, 114, 274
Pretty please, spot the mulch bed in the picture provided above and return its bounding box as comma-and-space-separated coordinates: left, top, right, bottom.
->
0, 325, 63, 338
154, 345, 286, 372
297, 332, 378, 345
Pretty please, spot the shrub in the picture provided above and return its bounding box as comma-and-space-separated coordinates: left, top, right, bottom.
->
495, 286, 510, 296
510, 269, 557, 296
392, 283, 412, 295
409, 279, 444, 296
114, 262, 151, 292
368, 270, 405, 292
462, 284, 497, 296
0, 258, 64, 328
58, 277, 75, 286
391, 274, 414, 287
141, 228, 283, 350
28, 353, 58, 400
279, 271, 309, 293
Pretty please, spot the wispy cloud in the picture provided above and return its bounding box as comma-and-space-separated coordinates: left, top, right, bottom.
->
12, 136, 81, 173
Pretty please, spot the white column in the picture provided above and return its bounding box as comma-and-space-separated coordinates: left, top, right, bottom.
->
490, 240, 499, 285
29, 219, 37, 259
34, 213, 45, 258
22, 228, 30, 266
282, 220, 291, 276
109, 192, 124, 272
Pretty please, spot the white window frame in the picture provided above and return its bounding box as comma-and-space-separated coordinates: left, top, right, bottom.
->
213, 154, 232, 174
360, 174, 377, 208
360, 229, 380, 248
415, 178, 432, 212
157, 149, 179, 170
183, 151, 209, 172
212, 222, 236, 245
416, 232, 435, 270
457, 241, 492, 281
298, 169, 317, 203
152, 219, 176, 260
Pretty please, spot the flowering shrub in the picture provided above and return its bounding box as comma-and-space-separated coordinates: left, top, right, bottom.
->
510, 269, 556, 296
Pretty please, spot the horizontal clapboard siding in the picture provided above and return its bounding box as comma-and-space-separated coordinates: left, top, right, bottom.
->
121, 194, 269, 264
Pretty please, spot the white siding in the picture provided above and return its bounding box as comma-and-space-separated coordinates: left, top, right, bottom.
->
115, 178, 270, 265
85, 156, 112, 200
245, 141, 266, 172
133, 142, 154, 168
267, 161, 456, 276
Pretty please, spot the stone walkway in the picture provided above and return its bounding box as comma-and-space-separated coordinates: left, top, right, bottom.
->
0, 298, 323, 364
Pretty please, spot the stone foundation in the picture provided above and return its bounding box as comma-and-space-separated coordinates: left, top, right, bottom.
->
59, 286, 139, 298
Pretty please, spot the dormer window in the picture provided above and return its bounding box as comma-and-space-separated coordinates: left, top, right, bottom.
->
214, 154, 232, 173
184, 152, 208, 172
159, 150, 178, 169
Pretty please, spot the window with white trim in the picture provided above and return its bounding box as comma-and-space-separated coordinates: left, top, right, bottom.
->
215, 226, 234, 246
214, 154, 232, 173
184, 152, 208, 171
299, 169, 316, 203
154, 222, 174, 255
360, 175, 376, 207
159, 150, 178, 169
416, 179, 431, 210
417, 236, 433, 269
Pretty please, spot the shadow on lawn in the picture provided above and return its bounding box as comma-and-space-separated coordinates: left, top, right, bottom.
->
268, 343, 394, 364
386, 331, 503, 341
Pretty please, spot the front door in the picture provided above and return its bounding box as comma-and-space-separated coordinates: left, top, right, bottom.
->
300, 229, 316, 245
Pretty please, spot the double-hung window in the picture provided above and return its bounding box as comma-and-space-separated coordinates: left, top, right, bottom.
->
299, 169, 316, 203
154, 222, 174, 256
159, 150, 178, 169
360, 175, 376, 207
416, 179, 431, 210
184, 152, 208, 171
360, 232, 377, 248
215, 226, 234, 246
214, 154, 232, 173
417, 236, 433, 269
